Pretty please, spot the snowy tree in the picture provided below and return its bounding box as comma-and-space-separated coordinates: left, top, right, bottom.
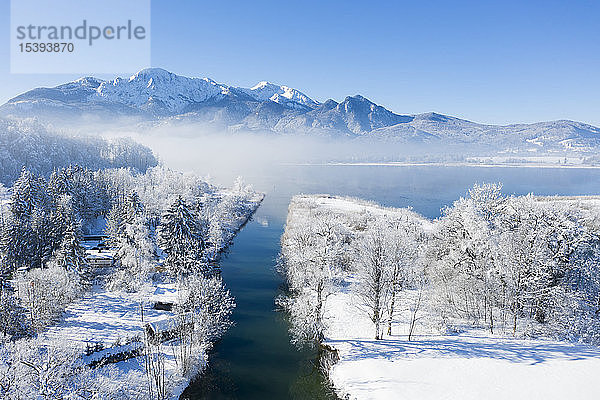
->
0, 286, 31, 341
48, 165, 110, 224
107, 192, 156, 291
280, 212, 346, 347
8, 168, 49, 220
173, 275, 235, 375
493, 196, 581, 333
428, 185, 505, 331
15, 265, 82, 332
385, 216, 421, 336
1, 169, 52, 270
355, 227, 393, 340
51, 196, 88, 277
157, 196, 206, 277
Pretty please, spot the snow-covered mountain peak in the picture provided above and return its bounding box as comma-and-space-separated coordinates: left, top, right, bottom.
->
71, 76, 105, 87
93, 68, 229, 114
239, 81, 318, 109
250, 81, 272, 90
128, 67, 173, 81
3, 68, 600, 152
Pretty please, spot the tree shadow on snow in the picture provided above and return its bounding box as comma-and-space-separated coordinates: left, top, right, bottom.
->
327, 334, 600, 365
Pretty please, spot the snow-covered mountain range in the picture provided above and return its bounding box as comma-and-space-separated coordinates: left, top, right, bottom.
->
2, 68, 599, 151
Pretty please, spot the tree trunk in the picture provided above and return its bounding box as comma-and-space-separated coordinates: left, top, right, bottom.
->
387, 289, 396, 336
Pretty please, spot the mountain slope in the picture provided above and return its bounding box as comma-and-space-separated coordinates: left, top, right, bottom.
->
2, 68, 599, 150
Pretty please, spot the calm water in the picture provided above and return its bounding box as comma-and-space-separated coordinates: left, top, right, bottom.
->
181, 165, 600, 399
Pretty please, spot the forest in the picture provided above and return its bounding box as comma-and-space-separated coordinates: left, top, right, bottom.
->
0, 161, 262, 399
0, 118, 157, 185
279, 186, 600, 349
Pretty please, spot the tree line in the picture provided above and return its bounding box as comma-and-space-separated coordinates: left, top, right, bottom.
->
0, 118, 157, 186
0, 163, 258, 399
279, 186, 600, 348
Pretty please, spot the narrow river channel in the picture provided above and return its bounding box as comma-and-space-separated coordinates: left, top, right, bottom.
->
180, 165, 600, 399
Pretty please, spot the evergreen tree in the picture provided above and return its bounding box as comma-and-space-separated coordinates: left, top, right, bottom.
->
157, 196, 206, 276
107, 191, 155, 291
9, 168, 49, 220
52, 196, 88, 277
48, 165, 108, 224
0, 287, 31, 341
1, 169, 52, 270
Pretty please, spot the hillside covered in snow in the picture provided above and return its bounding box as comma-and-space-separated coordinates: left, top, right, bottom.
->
0, 118, 157, 185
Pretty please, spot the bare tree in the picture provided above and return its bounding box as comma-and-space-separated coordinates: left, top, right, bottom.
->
355, 228, 392, 340
385, 217, 420, 335
280, 211, 345, 347
172, 274, 235, 375
143, 329, 166, 400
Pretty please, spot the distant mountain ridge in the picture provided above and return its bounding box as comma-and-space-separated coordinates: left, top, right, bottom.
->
2, 68, 599, 151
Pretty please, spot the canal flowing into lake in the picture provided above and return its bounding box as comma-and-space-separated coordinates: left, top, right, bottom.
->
180, 165, 600, 399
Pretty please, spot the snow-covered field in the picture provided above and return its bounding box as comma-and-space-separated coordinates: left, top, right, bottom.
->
289, 195, 600, 400
38, 283, 189, 398
40, 283, 176, 347
325, 277, 600, 400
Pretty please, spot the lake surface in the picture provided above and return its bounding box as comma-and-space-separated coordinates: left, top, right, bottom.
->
180, 165, 600, 399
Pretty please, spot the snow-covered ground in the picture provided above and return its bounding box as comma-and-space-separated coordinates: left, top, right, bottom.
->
39, 283, 189, 398
32, 190, 264, 399
40, 283, 176, 347
325, 277, 600, 400
289, 195, 600, 400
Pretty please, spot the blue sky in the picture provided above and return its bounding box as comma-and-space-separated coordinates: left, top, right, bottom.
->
1, 0, 598, 126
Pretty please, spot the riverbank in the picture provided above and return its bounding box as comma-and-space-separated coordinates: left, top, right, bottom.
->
284, 194, 600, 400
33, 190, 264, 399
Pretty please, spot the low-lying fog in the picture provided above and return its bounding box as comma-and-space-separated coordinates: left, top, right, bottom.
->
88, 122, 480, 189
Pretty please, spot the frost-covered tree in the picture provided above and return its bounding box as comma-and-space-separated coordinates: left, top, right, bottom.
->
385, 217, 420, 336
157, 196, 206, 277
355, 227, 393, 340
108, 192, 156, 291
9, 168, 49, 220
280, 211, 346, 347
0, 287, 31, 341
0, 168, 100, 274
51, 196, 88, 277
281, 189, 600, 347
428, 184, 505, 331
15, 265, 82, 332
173, 275, 235, 375
423, 184, 600, 339
493, 195, 586, 333
0, 336, 151, 399
48, 165, 110, 224
1, 169, 52, 271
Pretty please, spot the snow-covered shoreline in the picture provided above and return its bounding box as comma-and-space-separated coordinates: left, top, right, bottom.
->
47, 190, 264, 400
289, 161, 600, 169
0, 168, 264, 400
325, 275, 600, 400
283, 194, 600, 400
